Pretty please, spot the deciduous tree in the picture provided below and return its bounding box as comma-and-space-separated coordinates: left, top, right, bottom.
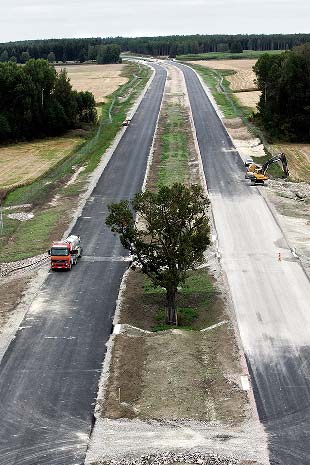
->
106, 183, 210, 325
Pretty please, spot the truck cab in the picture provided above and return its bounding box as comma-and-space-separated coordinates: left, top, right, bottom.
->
48, 235, 82, 271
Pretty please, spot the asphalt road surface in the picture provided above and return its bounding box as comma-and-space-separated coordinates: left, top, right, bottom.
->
177, 62, 310, 465
0, 64, 166, 465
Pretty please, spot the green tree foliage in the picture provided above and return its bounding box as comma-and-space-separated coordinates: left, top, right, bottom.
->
75, 91, 97, 123
254, 43, 310, 141
0, 59, 96, 143
96, 44, 121, 64
0, 50, 8, 62
1, 34, 310, 63
47, 51, 56, 63
230, 41, 243, 53
20, 51, 31, 63
106, 184, 211, 325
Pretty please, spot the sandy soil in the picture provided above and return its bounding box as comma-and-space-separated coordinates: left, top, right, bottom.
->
223, 118, 266, 159
102, 266, 247, 425
0, 274, 31, 330
0, 135, 83, 190
55, 64, 129, 103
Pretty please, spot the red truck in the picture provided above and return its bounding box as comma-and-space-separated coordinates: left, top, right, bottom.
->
48, 235, 82, 271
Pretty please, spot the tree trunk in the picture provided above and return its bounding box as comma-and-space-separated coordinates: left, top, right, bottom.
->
166, 287, 177, 325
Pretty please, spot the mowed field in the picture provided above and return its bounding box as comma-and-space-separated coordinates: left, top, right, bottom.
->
190, 59, 261, 109
0, 135, 83, 190
54, 64, 129, 103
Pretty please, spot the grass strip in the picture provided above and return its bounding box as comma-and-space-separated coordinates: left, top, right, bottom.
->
158, 103, 188, 186
143, 69, 216, 331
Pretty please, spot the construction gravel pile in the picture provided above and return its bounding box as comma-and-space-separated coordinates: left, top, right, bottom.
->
267, 179, 310, 200
7, 212, 34, 221
100, 452, 238, 465
0, 253, 48, 278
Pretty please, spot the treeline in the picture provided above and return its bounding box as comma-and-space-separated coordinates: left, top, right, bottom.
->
122, 34, 310, 56
0, 39, 121, 64
254, 43, 310, 141
1, 34, 310, 62
0, 59, 96, 143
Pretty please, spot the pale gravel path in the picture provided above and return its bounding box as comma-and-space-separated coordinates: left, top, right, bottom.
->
85, 418, 266, 465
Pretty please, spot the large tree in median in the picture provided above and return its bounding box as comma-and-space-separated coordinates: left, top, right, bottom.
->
106, 183, 211, 325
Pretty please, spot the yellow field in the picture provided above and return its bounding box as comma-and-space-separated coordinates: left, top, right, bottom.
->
191, 59, 261, 110
54, 64, 129, 103
234, 90, 261, 109
271, 143, 310, 182
0, 135, 83, 189
192, 59, 258, 90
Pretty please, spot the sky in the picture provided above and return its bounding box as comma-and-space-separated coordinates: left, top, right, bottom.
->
1, 0, 310, 43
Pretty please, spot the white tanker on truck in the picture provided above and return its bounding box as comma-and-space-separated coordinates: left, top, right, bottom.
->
48, 235, 82, 271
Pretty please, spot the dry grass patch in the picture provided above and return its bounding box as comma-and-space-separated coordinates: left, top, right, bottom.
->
271, 143, 310, 182
0, 135, 83, 190
234, 91, 260, 111
55, 64, 129, 103
190, 59, 261, 111
191, 59, 258, 92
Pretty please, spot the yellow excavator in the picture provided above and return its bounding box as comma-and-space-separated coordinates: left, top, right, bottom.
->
245, 153, 289, 185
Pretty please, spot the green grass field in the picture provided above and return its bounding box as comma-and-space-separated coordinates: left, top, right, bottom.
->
177, 50, 284, 61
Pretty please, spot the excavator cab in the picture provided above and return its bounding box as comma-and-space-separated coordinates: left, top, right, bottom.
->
245, 153, 289, 185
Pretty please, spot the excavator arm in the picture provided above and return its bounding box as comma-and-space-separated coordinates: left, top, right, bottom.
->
245, 153, 289, 185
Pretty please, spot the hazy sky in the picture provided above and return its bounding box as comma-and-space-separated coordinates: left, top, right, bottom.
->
1, 0, 309, 43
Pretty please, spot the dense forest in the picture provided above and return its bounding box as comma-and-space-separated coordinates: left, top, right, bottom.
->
254, 43, 310, 142
1, 34, 310, 63
0, 41, 121, 64
0, 59, 96, 143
